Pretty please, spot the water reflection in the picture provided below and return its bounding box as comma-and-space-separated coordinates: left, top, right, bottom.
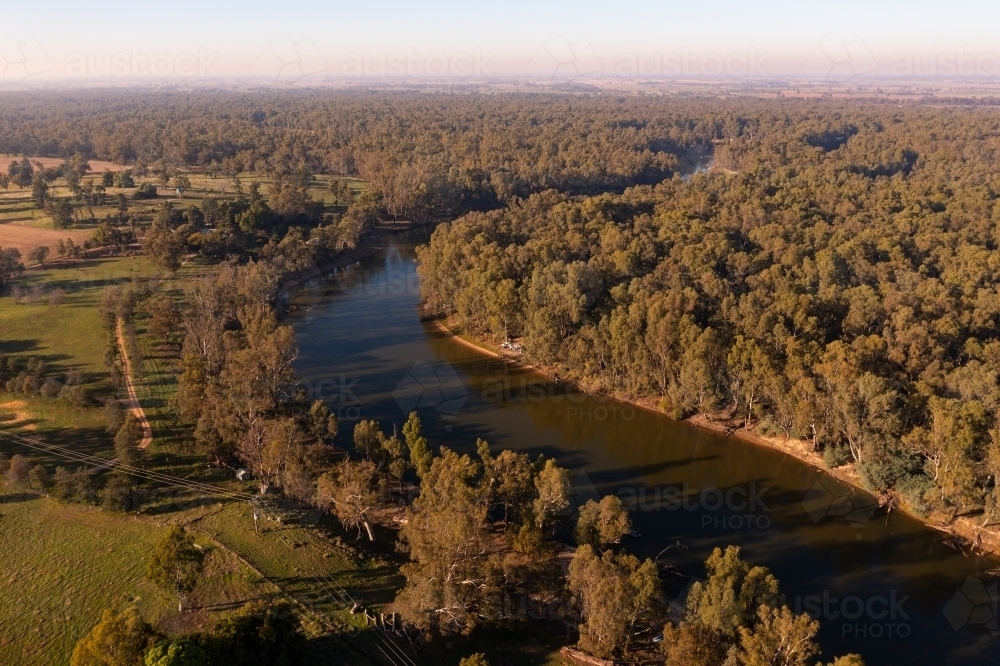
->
289, 232, 999, 665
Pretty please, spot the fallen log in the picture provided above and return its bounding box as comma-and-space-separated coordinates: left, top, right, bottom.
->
559, 646, 615, 666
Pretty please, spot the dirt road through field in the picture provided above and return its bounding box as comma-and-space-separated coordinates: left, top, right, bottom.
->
116, 317, 153, 449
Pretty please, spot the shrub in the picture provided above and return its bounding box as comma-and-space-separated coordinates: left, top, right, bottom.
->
29, 464, 50, 491
896, 474, 934, 516
144, 638, 207, 666
858, 451, 924, 494
6, 372, 27, 393
823, 445, 853, 469
459, 655, 490, 666
6, 454, 31, 487
40, 378, 62, 398
199, 601, 306, 665
26, 357, 45, 376
104, 399, 125, 434
60, 383, 91, 407
756, 417, 783, 437
53, 467, 98, 504
658, 395, 686, 420
52, 467, 74, 501
71, 606, 158, 666
27, 283, 44, 304
133, 182, 158, 200
103, 474, 140, 513
113, 170, 136, 188
21, 374, 39, 395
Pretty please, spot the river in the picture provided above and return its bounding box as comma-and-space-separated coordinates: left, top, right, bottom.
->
288, 231, 999, 665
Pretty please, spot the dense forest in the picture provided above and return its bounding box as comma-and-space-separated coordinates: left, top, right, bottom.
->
417, 100, 1000, 523
0, 90, 721, 217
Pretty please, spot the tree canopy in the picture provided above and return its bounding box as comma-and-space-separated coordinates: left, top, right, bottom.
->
416, 100, 1000, 519
146, 526, 205, 611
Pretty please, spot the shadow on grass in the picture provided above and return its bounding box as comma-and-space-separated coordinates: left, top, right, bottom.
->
337, 566, 403, 606
0, 339, 41, 354
0, 424, 114, 468
141, 494, 220, 517
194, 594, 283, 613
0, 491, 41, 503
0, 418, 42, 430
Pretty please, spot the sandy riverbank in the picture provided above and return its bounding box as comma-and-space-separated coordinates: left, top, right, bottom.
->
425, 314, 1000, 559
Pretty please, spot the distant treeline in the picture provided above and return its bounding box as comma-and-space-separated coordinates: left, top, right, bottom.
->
0, 91, 727, 218
418, 100, 1000, 522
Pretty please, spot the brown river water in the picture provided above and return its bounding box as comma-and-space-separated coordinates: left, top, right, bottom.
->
288, 231, 999, 665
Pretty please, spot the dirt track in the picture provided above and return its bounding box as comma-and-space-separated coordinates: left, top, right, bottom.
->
116, 318, 154, 449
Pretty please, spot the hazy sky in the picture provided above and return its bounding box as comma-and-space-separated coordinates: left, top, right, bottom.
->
2, 1, 999, 83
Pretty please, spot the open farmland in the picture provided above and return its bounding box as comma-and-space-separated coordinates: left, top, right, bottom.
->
0, 155, 121, 174
0, 495, 276, 666
0, 222, 91, 259
0, 256, 160, 382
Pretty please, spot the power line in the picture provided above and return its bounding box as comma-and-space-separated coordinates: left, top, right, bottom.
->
1, 430, 415, 666
254, 496, 417, 666
0, 431, 254, 502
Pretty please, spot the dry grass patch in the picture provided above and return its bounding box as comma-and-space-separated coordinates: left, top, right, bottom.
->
0, 155, 121, 173
0, 223, 91, 259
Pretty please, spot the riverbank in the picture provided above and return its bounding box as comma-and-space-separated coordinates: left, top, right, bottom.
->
276, 224, 393, 299
275, 222, 433, 311
426, 314, 1000, 559
692, 418, 1000, 557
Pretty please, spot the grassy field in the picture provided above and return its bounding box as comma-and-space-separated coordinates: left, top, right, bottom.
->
0, 181, 152, 228
0, 495, 276, 666
0, 255, 162, 460
121, 260, 215, 451
0, 480, 568, 666
192, 501, 405, 665
193, 504, 570, 666
0, 158, 367, 264
0, 256, 160, 381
